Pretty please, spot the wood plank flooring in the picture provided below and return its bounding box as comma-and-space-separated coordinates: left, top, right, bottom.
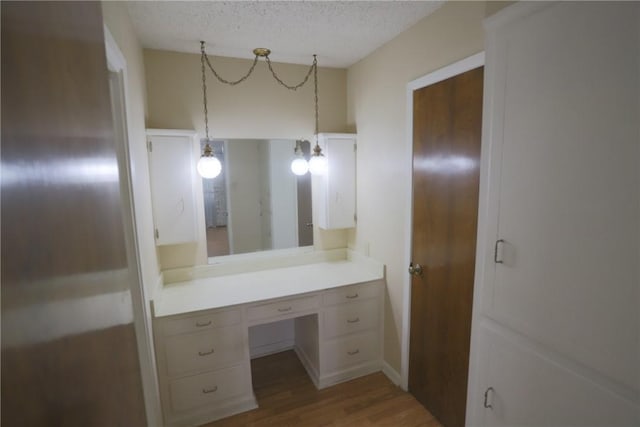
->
203, 350, 442, 427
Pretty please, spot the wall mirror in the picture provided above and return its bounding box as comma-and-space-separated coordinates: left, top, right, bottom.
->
202, 138, 313, 259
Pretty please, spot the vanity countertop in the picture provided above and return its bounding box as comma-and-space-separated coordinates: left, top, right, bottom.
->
153, 250, 384, 317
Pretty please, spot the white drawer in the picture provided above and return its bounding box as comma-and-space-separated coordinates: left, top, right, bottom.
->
247, 294, 319, 323
161, 308, 241, 336
164, 325, 245, 377
323, 298, 379, 339
323, 282, 380, 306
323, 330, 380, 373
169, 365, 248, 412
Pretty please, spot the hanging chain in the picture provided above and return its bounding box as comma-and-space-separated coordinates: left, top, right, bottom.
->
313, 55, 319, 138
200, 41, 319, 140
201, 41, 316, 90
201, 41, 259, 86
200, 42, 210, 141
265, 55, 317, 91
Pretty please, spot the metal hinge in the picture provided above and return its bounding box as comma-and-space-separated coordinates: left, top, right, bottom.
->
354, 143, 357, 152
155, 228, 159, 239
354, 213, 357, 223
147, 139, 153, 152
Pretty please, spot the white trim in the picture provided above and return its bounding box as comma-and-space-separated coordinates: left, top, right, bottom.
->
407, 52, 485, 92
145, 128, 198, 137
382, 361, 402, 386
401, 52, 485, 391
104, 25, 163, 427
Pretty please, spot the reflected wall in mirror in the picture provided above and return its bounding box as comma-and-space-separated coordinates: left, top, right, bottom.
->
201, 139, 313, 258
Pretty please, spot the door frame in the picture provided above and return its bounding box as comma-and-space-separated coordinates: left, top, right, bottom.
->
400, 52, 485, 391
104, 25, 163, 426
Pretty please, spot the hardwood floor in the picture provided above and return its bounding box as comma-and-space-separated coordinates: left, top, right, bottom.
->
206, 226, 230, 257
203, 350, 442, 427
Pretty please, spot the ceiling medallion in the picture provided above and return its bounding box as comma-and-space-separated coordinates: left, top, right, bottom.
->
252, 48, 271, 57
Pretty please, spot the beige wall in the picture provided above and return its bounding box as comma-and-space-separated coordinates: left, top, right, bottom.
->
144, 49, 350, 268
101, 2, 161, 425
346, 1, 510, 374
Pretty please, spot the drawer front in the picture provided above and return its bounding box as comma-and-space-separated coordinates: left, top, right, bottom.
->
323, 298, 379, 339
164, 325, 245, 377
169, 365, 248, 412
323, 282, 380, 306
247, 294, 319, 322
161, 308, 241, 336
323, 330, 380, 373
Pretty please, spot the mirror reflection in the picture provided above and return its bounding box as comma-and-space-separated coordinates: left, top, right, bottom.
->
201, 139, 313, 258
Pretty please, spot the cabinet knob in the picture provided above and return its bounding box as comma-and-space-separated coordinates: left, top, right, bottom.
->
494, 239, 505, 264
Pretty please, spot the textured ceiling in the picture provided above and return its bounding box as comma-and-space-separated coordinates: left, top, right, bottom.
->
127, 1, 444, 68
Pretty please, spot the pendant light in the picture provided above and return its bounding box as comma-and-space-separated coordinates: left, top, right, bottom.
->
197, 41, 222, 179
197, 143, 222, 179
308, 58, 327, 175
290, 140, 309, 175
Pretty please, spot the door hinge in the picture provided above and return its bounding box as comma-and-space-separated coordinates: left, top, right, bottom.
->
147, 139, 153, 152
354, 213, 357, 223
155, 228, 159, 240
354, 143, 357, 152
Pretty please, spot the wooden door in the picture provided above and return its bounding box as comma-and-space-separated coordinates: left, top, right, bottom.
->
408, 66, 483, 427
1, 2, 147, 425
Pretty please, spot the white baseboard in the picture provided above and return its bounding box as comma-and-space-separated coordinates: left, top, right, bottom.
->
382, 360, 402, 386
318, 362, 381, 389
250, 339, 294, 359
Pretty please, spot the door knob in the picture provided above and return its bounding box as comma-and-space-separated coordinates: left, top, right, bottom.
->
408, 262, 423, 276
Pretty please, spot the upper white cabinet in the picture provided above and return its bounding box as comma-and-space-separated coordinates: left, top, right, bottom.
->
467, 2, 640, 426
316, 133, 357, 230
147, 129, 199, 246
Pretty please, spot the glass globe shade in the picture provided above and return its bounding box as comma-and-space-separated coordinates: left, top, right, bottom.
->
290, 157, 309, 176
308, 155, 327, 175
197, 155, 222, 179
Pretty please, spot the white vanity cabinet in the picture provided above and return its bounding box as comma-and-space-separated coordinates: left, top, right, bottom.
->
319, 283, 382, 386
152, 257, 385, 426
153, 307, 256, 427
147, 129, 200, 245
466, 2, 640, 426
315, 133, 357, 230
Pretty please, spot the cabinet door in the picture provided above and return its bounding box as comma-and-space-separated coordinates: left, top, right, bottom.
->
148, 133, 198, 245
487, 1, 639, 389
317, 134, 356, 229
474, 326, 639, 427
